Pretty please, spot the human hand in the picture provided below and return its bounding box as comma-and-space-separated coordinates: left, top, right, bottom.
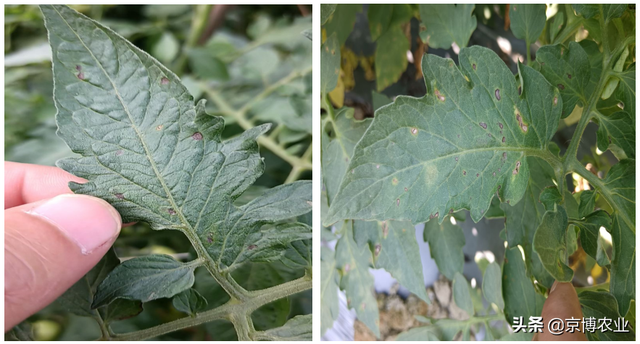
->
5, 162, 121, 330
532, 281, 587, 341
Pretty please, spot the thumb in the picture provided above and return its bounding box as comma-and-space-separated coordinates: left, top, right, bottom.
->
533, 281, 587, 341
5, 194, 121, 329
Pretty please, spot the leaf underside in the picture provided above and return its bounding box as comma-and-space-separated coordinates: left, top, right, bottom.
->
42, 4, 311, 307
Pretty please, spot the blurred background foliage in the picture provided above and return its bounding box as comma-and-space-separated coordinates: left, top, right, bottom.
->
5, 4, 311, 340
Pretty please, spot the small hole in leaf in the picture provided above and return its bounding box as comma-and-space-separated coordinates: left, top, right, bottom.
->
374, 244, 381, 256
161, 77, 169, 85
434, 89, 445, 102
463, 170, 467, 175
410, 127, 418, 135
495, 89, 501, 100
156, 125, 163, 131
498, 122, 503, 129
192, 132, 203, 141
513, 161, 521, 175
557, 83, 565, 90
168, 208, 176, 215
553, 97, 558, 106
114, 193, 124, 200
376, 164, 380, 169
617, 102, 624, 109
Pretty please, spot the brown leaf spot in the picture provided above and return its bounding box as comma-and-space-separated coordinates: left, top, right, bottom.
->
513, 161, 521, 175
77, 72, 84, 80
498, 122, 503, 129
374, 244, 382, 256
161, 77, 170, 85
463, 170, 467, 175
168, 208, 176, 215
495, 89, 501, 100
396, 199, 400, 206
248, 244, 257, 250
404, 187, 408, 192
434, 89, 445, 102
207, 235, 213, 243
553, 97, 558, 106
472, 63, 477, 70
381, 221, 389, 238
114, 193, 124, 200
518, 86, 522, 95
567, 73, 572, 79
156, 125, 163, 131
502, 152, 507, 161
392, 177, 399, 185
410, 127, 418, 135
116, 150, 123, 156
476, 173, 480, 177
479, 122, 487, 129
502, 136, 506, 143
192, 132, 203, 141
557, 83, 565, 90
455, 157, 459, 161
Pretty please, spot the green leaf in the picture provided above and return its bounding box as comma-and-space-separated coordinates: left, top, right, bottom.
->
187, 48, 229, 81
396, 318, 469, 341
548, 12, 564, 43
573, 4, 627, 23
93, 254, 200, 308
324, 46, 562, 226
354, 220, 430, 303
573, 210, 612, 262
509, 4, 546, 45
232, 222, 311, 267
367, 5, 393, 42
321, 4, 337, 25
539, 186, 562, 211
151, 32, 179, 64
374, 23, 409, 91
502, 247, 544, 324
482, 262, 504, 310
610, 212, 636, 316
602, 159, 635, 232
579, 291, 635, 340
537, 42, 591, 118
321, 107, 371, 205
372, 91, 392, 111
257, 314, 312, 341
533, 205, 573, 282
335, 221, 380, 338
614, 64, 635, 123
321, 33, 340, 96
320, 247, 339, 335
172, 288, 208, 316
40, 5, 311, 274
597, 111, 635, 159
418, 4, 477, 49
57, 248, 143, 323
280, 238, 311, 271
99, 298, 143, 323
578, 189, 597, 218
452, 273, 474, 317
502, 157, 556, 289
323, 4, 362, 46
423, 217, 465, 281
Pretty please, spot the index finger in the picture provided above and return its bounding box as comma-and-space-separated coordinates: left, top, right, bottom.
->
4, 162, 85, 209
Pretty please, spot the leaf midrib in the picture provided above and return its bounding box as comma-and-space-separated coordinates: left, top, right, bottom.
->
53, 7, 195, 236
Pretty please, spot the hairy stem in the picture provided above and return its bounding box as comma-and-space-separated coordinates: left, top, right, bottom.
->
109, 275, 311, 341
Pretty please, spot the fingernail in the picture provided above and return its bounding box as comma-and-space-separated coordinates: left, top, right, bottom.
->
30, 195, 121, 254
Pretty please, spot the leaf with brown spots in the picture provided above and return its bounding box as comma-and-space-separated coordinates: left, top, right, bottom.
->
41, 5, 312, 307
324, 46, 562, 226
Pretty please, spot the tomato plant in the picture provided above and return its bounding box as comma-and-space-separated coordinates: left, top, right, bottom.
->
321, 4, 634, 340
6, 5, 311, 341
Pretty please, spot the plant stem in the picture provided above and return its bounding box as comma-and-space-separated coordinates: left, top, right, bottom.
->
110, 275, 311, 341
174, 4, 211, 74
525, 39, 532, 65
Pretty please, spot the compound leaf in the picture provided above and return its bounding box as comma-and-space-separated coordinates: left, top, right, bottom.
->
602, 159, 635, 232
257, 314, 312, 341
93, 254, 200, 308
41, 5, 311, 279
509, 4, 546, 45
320, 247, 339, 336
172, 288, 208, 316
325, 46, 562, 226
335, 221, 379, 338
537, 42, 591, 118
423, 217, 465, 281
482, 262, 504, 310
419, 4, 477, 49
533, 205, 574, 282
232, 222, 310, 267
